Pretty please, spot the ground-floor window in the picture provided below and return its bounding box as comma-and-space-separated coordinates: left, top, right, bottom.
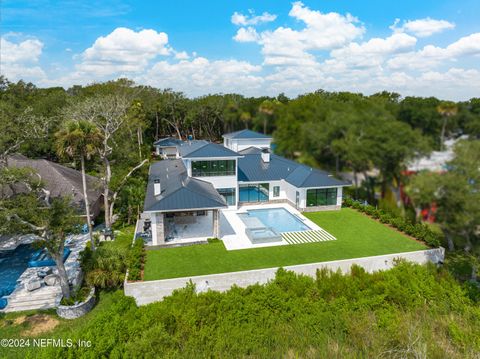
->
273, 186, 280, 197
217, 188, 236, 206
239, 183, 269, 202
306, 188, 337, 207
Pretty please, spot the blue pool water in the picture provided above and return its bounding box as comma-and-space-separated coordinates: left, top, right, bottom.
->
0, 245, 71, 307
0, 245, 35, 299
245, 208, 311, 233
239, 187, 269, 202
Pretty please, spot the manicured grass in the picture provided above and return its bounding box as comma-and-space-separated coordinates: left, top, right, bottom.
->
144, 208, 427, 280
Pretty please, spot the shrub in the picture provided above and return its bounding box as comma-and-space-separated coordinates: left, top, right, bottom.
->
207, 238, 221, 244
348, 201, 441, 248
83, 245, 129, 289
128, 238, 145, 281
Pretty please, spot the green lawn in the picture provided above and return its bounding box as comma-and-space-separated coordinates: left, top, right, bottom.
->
144, 208, 427, 280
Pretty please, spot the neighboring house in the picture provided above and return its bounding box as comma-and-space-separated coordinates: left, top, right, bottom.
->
153, 137, 184, 159
143, 130, 349, 246
4, 154, 103, 219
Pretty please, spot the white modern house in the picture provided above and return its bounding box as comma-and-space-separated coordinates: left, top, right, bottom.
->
143, 130, 349, 249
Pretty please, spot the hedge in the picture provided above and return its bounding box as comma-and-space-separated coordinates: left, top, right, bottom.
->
128, 238, 145, 281
343, 198, 441, 247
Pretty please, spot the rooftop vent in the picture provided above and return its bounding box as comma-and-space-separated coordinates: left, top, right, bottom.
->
261, 148, 270, 163
154, 179, 161, 196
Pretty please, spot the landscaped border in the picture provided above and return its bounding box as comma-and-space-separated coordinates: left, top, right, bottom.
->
342, 198, 441, 247
125, 247, 445, 305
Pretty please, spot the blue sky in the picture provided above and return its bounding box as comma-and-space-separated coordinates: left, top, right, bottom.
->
2, 0, 480, 99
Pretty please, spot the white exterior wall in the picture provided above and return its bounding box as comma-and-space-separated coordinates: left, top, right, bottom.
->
150, 213, 158, 245
186, 157, 239, 207
336, 187, 343, 206
225, 138, 272, 152
283, 180, 300, 208
268, 180, 286, 200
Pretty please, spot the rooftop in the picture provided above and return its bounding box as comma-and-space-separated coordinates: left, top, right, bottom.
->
4, 155, 102, 209
178, 140, 241, 158
223, 129, 272, 140
237, 147, 349, 187
153, 137, 184, 147
144, 160, 227, 212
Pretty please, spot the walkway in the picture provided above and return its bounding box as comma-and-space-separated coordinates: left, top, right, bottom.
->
282, 229, 336, 244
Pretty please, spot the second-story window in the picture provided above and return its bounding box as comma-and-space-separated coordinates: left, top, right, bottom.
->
191, 160, 236, 177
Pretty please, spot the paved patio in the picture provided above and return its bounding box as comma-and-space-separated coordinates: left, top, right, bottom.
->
221, 203, 324, 250
1, 233, 89, 313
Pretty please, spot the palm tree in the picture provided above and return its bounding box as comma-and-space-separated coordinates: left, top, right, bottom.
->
258, 100, 275, 134
56, 120, 103, 250
436, 101, 458, 150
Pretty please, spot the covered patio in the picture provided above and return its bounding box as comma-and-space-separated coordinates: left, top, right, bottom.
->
149, 209, 222, 246
143, 159, 228, 246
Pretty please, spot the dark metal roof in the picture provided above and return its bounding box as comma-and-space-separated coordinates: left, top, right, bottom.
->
223, 129, 272, 139
179, 141, 241, 158
144, 160, 227, 212
237, 147, 349, 188
153, 137, 184, 147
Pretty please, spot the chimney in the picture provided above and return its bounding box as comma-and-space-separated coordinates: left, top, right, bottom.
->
261, 148, 270, 163
154, 179, 161, 196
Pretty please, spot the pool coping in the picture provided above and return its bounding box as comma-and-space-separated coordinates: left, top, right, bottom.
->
221, 203, 323, 251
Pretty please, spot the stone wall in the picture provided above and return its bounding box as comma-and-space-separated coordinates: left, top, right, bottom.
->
56, 287, 96, 319
125, 247, 444, 306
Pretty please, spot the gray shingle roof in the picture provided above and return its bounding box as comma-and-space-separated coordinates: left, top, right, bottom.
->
5, 155, 102, 212
153, 137, 184, 147
179, 141, 241, 158
223, 129, 271, 139
237, 147, 349, 188
144, 160, 227, 212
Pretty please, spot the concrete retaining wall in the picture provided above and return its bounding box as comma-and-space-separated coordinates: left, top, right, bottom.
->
125, 247, 445, 306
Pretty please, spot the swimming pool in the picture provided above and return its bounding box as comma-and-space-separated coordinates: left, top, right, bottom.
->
243, 208, 311, 233
0, 245, 71, 308
0, 245, 34, 301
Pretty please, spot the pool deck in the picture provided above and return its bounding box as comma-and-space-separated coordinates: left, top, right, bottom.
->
0, 234, 37, 251
221, 203, 323, 250
1, 234, 88, 313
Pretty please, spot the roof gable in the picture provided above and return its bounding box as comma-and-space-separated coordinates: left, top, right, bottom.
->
153, 137, 183, 147
181, 142, 241, 158
144, 160, 227, 212
223, 129, 271, 139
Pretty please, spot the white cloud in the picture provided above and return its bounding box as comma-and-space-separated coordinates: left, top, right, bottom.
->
329, 33, 417, 69
0, 35, 46, 82
140, 57, 263, 96
256, 2, 365, 66
387, 32, 480, 70
1, 36, 43, 63
391, 17, 455, 37
233, 27, 260, 42
174, 51, 190, 60
77, 27, 170, 75
231, 11, 277, 26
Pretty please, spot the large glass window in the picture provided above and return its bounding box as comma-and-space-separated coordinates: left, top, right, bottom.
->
306, 188, 337, 207
239, 184, 270, 202
191, 160, 236, 177
217, 188, 236, 206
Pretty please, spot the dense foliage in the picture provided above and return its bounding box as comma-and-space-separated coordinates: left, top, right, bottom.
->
128, 237, 145, 281
79, 227, 134, 288
343, 198, 441, 247
0, 263, 477, 358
